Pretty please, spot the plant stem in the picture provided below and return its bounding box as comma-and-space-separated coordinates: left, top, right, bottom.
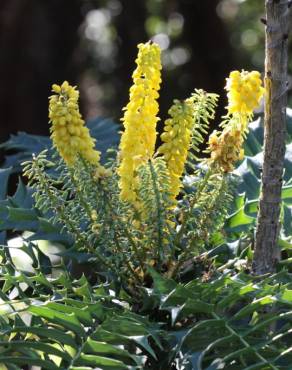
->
148, 160, 164, 264
68, 167, 93, 220
167, 169, 212, 278
33, 158, 110, 269
82, 158, 146, 273
175, 168, 212, 245
113, 234, 143, 285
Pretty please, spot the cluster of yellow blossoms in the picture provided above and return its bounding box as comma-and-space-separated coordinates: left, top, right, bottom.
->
158, 99, 195, 199
208, 70, 265, 172
208, 125, 244, 172
225, 70, 265, 119
47, 43, 265, 212
49, 81, 101, 167
118, 42, 162, 203
118, 42, 265, 200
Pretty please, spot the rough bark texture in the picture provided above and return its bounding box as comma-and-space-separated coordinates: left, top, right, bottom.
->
253, 0, 289, 274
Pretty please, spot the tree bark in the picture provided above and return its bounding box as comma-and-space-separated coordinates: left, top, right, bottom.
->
253, 0, 289, 274
0, 0, 83, 143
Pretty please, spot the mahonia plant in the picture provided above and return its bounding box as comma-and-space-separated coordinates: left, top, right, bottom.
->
23, 42, 265, 285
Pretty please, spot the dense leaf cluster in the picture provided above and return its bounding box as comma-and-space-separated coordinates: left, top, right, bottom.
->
0, 114, 291, 369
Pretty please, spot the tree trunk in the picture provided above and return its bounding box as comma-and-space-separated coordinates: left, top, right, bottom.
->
0, 0, 83, 143
253, 0, 289, 274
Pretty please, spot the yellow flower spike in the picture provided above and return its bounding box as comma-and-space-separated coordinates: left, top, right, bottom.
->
49, 81, 102, 168
208, 126, 244, 173
158, 98, 195, 200
208, 70, 264, 173
225, 70, 265, 119
118, 42, 162, 203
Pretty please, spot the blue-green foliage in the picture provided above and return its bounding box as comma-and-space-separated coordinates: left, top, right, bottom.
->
0, 113, 291, 369
0, 268, 163, 369
0, 118, 120, 247
0, 117, 120, 172
0, 261, 291, 369
224, 111, 292, 258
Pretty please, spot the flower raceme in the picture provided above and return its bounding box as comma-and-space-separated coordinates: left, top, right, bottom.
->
208, 70, 265, 172
48, 58, 263, 203
225, 70, 265, 119
158, 99, 196, 200
118, 42, 162, 203
208, 126, 244, 173
49, 81, 101, 167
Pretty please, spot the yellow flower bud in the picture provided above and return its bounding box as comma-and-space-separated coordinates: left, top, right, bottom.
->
91, 210, 98, 221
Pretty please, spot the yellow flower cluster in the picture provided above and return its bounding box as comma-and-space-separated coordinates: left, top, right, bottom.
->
225, 70, 265, 118
49, 81, 101, 167
158, 99, 195, 199
208, 125, 244, 172
118, 42, 162, 203
208, 70, 264, 172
